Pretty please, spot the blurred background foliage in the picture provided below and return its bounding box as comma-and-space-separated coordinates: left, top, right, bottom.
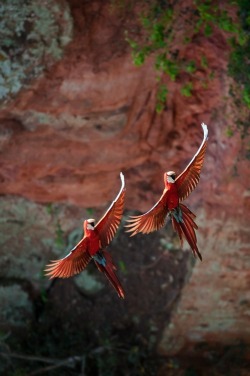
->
126, 0, 250, 137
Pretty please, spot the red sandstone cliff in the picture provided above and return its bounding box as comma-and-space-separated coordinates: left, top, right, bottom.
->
0, 0, 249, 359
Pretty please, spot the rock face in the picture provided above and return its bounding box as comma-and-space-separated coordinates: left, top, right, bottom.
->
0, 0, 73, 101
0, 0, 226, 210
0, 0, 249, 364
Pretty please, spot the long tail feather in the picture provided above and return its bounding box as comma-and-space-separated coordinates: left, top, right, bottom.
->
172, 217, 184, 248
94, 251, 125, 299
171, 204, 202, 261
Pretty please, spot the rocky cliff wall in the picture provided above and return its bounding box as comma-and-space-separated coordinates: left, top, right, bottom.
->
0, 0, 249, 368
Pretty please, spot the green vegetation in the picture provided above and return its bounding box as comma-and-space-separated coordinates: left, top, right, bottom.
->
126, 0, 250, 137
181, 83, 193, 97
228, 1, 250, 138
156, 83, 168, 113
118, 259, 128, 274
86, 207, 94, 217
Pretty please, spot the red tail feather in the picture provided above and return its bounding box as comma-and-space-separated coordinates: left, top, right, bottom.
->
94, 251, 125, 299
172, 204, 202, 261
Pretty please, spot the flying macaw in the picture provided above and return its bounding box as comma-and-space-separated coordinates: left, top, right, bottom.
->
126, 123, 208, 261
45, 172, 126, 298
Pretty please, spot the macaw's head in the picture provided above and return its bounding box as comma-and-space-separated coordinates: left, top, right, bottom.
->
165, 171, 176, 184
84, 218, 96, 232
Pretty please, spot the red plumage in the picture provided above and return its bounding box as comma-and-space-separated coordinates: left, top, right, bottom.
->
126, 123, 208, 260
94, 250, 125, 299
45, 172, 126, 298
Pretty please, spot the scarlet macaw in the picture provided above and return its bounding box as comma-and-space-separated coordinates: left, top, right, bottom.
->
126, 123, 208, 261
45, 172, 126, 298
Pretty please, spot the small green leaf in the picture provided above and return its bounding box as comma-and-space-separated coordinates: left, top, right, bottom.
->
150, 23, 165, 47
246, 14, 250, 26
184, 36, 191, 44
156, 83, 168, 113
226, 127, 234, 137
209, 71, 215, 80
186, 60, 196, 73
157, 84, 168, 101
86, 207, 94, 216
156, 102, 164, 113
201, 55, 208, 69
242, 87, 250, 108
204, 23, 212, 36
181, 82, 193, 97
141, 16, 151, 29
237, 31, 248, 46
126, 37, 138, 50
118, 260, 127, 274
133, 50, 145, 66
46, 203, 53, 215
162, 8, 173, 24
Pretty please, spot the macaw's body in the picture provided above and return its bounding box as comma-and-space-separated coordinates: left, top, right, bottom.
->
45, 173, 126, 299
126, 123, 208, 261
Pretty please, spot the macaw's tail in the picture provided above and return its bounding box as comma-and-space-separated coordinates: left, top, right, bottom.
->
94, 250, 125, 299
171, 203, 202, 261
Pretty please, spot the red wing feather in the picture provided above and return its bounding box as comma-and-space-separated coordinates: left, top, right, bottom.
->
95, 172, 125, 248
45, 237, 91, 279
126, 191, 168, 236
175, 123, 208, 201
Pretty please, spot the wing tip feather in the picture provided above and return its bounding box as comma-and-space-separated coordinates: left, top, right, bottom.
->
201, 122, 208, 139
120, 171, 125, 189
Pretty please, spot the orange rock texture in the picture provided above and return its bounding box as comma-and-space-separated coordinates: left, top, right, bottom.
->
0, 0, 249, 356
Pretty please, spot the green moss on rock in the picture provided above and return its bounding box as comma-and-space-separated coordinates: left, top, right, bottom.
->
0, 0, 73, 101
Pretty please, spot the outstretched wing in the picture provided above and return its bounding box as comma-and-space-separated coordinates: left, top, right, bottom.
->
126, 191, 168, 236
95, 172, 125, 248
45, 237, 91, 279
175, 123, 208, 201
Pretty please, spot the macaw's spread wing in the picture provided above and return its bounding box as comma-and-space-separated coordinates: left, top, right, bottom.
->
45, 238, 91, 279
126, 192, 168, 236
175, 123, 208, 202
95, 172, 125, 248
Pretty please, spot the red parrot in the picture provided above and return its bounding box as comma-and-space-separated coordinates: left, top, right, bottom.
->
126, 123, 208, 261
45, 172, 126, 299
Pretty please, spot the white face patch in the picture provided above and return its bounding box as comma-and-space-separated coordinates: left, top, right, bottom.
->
87, 223, 94, 230
166, 175, 175, 183
87, 219, 95, 230
166, 171, 175, 184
